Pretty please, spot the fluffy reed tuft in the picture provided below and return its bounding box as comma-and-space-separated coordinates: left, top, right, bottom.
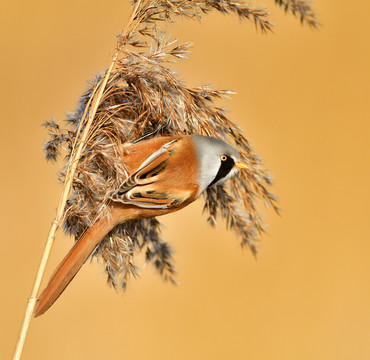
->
274, 0, 319, 27
43, 0, 315, 288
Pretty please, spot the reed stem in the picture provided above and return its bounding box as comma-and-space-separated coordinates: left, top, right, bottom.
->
12, 2, 142, 359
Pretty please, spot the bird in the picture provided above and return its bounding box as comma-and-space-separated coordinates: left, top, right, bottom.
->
34, 134, 248, 317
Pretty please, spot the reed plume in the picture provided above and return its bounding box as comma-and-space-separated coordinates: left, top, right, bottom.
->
41, 0, 318, 289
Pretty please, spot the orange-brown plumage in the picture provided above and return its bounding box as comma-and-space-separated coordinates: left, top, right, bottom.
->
35, 135, 246, 317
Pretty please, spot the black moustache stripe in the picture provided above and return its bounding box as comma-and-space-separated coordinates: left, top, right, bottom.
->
208, 157, 235, 188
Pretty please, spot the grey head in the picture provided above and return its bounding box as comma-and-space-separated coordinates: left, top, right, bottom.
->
192, 135, 244, 193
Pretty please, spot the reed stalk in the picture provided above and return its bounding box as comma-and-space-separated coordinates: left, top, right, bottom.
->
12, 3, 143, 359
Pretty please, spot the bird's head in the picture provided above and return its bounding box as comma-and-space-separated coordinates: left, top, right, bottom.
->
192, 135, 248, 193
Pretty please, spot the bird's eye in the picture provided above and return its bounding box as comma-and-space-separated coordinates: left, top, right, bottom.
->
220, 155, 228, 161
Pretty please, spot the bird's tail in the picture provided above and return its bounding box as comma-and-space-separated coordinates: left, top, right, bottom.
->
34, 211, 118, 317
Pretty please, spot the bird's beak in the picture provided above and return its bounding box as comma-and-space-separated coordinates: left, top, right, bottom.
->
234, 161, 248, 170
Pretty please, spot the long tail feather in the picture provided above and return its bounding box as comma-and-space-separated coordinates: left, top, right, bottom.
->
34, 211, 118, 317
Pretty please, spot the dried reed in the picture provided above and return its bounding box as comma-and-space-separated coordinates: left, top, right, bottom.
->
13, 0, 317, 359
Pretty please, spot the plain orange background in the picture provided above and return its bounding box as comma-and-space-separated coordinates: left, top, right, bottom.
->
1, 1, 369, 359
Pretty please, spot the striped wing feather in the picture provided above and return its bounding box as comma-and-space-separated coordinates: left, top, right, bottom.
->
109, 139, 182, 209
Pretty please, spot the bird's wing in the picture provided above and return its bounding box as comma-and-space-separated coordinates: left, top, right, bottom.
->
115, 185, 187, 209
108, 139, 184, 209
